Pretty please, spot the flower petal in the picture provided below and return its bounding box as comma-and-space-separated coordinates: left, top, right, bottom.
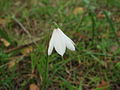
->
48, 42, 54, 55
65, 39, 75, 51
54, 29, 66, 56
57, 28, 75, 51
48, 29, 56, 55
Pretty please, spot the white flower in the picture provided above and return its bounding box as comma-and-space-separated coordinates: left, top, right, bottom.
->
48, 28, 75, 56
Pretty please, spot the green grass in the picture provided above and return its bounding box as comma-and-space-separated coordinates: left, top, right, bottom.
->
0, 0, 120, 89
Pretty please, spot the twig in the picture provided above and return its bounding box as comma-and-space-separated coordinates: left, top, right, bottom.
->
12, 16, 38, 47
12, 16, 31, 39
4, 38, 41, 53
0, 55, 25, 68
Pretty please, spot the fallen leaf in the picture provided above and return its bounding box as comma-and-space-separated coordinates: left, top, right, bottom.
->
97, 80, 109, 90
31, 0, 38, 6
0, 38, 10, 47
73, 32, 88, 40
117, 30, 120, 37
21, 46, 33, 55
110, 45, 118, 52
29, 83, 39, 90
113, 16, 120, 23
0, 18, 10, 27
8, 60, 16, 68
97, 13, 105, 19
14, 1, 21, 6
73, 7, 85, 15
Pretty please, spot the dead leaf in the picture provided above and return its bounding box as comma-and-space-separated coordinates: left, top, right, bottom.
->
73, 32, 88, 40
100, 34, 109, 38
14, 1, 21, 6
110, 45, 118, 52
0, 18, 10, 27
29, 84, 39, 90
0, 38, 10, 47
8, 60, 16, 68
97, 13, 105, 19
21, 46, 33, 55
117, 30, 120, 37
73, 7, 85, 15
97, 80, 109, 90
113, 16, 120, 23
31, 0, 38, 6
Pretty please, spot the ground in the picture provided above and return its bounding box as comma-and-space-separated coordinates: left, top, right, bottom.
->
0, 0, 120, 90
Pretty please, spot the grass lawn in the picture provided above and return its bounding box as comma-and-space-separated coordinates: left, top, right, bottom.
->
0, 0, 120, 89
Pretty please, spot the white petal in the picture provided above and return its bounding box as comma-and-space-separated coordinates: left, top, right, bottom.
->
57, 28, 75, 51
48, 29, 56, 55
65, 39, 75, 51
48, 42, 54, 55
53, 29, 66, 56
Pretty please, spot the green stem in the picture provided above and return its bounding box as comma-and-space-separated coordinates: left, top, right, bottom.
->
89, 10, 96, 45
44, 55, 49, 89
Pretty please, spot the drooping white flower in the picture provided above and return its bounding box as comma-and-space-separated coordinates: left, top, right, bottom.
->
48, 28, 75, 56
